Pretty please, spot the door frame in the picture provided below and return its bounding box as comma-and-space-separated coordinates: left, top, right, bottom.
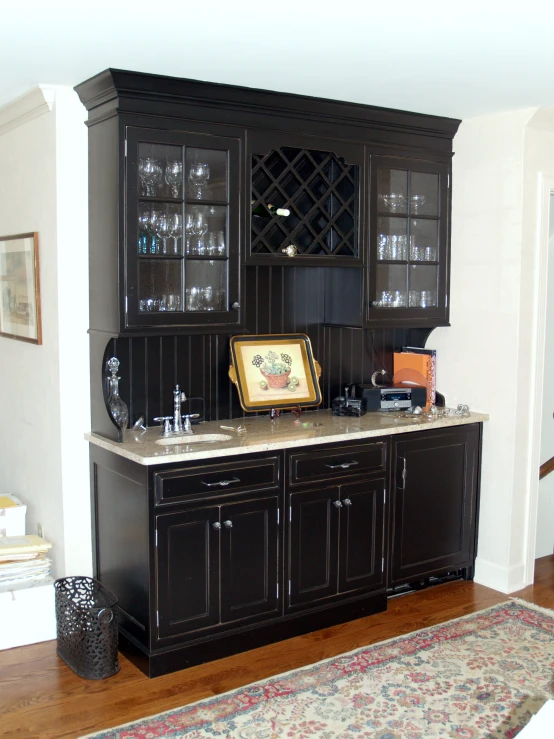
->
524, 174, 554, 583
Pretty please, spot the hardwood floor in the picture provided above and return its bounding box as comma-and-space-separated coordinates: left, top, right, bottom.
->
2, 555, 553, 739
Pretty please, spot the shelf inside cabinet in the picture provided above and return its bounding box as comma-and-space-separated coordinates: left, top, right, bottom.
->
138, 254, 184, 260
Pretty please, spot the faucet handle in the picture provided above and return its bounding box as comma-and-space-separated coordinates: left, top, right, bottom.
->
153, 416, 173, 436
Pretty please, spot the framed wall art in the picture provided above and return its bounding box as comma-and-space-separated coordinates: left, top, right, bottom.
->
229, 333, 322, 412
0, 232, 41, 344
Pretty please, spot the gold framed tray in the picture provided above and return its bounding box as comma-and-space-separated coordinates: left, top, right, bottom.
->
229, 333, 322, 412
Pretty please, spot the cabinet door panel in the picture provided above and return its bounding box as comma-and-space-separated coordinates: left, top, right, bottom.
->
156, 507, 219, 638
288, 487, 339, 607
390, 425, 479, 585
339, 479, 385, 594
220, 497, 279, 623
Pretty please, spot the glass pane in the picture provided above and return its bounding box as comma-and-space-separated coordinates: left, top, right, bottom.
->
378, 169, 408, 214
138, 143, 183, 199
408, 265, 439, 308
185, 260, 227, 312
184, 205, 227, 257
186, 148, 228, 202
410, 172, 439, 217
409, 219, 439, 263
377, 217, 408, 261
138, 260, 182, 313
138, 202, 183, 256
376, 264, 407, 308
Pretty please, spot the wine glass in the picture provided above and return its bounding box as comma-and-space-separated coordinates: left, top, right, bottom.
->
185, 213, 195, 254
192, 208, 209, 236
168, 213, 182, 254
165, 160, 183, 198
140, 158, 162, 196
158, 213, 172, 255
189, 162, 210, 199
410, 194, 427, 214
148, 207, 164, 254
138, 206, 150, 254
216, 230, 226, 256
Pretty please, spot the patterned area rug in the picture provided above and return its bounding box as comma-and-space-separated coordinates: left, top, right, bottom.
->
83, 600, 554, 739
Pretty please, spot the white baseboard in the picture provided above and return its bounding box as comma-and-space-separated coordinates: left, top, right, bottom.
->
0, 578, 56, 650
474, 557, 527, 594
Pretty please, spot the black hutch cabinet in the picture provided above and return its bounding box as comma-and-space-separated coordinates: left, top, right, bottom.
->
76, 69, 460, 336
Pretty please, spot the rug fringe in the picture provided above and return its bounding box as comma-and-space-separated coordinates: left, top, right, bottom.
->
508, 596, 554, 617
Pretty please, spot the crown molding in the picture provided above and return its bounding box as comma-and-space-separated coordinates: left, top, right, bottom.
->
0, 86, 55, 137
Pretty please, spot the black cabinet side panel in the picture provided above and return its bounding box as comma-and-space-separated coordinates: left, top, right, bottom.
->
93, 453, 149, 641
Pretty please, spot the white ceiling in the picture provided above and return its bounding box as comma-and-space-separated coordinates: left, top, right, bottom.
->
2, 0, 554, 119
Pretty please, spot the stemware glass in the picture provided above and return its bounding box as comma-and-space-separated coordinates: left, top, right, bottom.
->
148, 207, 164, 254
207, 232, 218, 256
216, 230, 226, 256
168, 213, 182, 254
165, 160, 183, 198
158, 213, 172, 255
188, 162, 210, 199
138, 206, 150, 254
410, 194, 427, 213
140, 158, 163, 196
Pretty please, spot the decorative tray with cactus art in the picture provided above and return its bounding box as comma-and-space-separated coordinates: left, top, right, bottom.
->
229, 334, 322, 412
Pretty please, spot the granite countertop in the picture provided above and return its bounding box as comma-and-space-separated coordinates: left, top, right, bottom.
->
85, 408, 489, 466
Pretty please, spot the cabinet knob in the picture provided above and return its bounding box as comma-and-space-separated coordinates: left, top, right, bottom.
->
333, 500, 342, 508
281, 244, 298, 258
223, 519, 233, 529
231, 302, 240, 310
343, 498, 352, 506
212, 522, 222, 530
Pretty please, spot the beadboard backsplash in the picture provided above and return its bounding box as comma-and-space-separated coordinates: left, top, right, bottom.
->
100, 266, 432, 429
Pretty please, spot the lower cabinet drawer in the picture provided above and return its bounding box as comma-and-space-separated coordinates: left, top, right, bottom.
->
287, 441, 386, 485
154, 455, 280, 504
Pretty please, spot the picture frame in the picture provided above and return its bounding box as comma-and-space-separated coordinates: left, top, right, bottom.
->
229, 333, 322, 412
0, 232, 42, 345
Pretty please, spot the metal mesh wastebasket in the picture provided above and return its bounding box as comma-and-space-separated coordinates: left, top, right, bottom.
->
54, 576, 120, 679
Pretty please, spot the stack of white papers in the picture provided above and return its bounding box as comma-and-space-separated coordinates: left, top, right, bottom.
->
0, 536, 52, 588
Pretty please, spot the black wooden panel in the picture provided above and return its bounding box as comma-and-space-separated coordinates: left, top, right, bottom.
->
288, 487, 339, 607
155, 456, 280, 504
156, 507, 220, 638
97, 268, 434, 427
220, 497, 279, 623
390, 425, 479, 584
94, 458, 149, 643
339, 478, 385, 594
288, 441, 386, 486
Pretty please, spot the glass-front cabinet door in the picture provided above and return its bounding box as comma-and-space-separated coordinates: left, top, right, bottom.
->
367, 156, 450, 327
124, 127, 241, 331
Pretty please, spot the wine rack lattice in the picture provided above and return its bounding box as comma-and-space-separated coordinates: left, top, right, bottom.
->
251, 147, 359, 257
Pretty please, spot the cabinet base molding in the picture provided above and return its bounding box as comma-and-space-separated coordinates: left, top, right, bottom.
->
119, 592, 387, 678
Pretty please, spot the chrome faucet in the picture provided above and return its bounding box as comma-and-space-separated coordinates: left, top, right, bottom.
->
154, 385, 199, 437
173, 385, 187, 433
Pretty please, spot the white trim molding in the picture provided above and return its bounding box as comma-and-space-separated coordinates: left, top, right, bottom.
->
474, 556, 526, 594
0, 85, 55, 137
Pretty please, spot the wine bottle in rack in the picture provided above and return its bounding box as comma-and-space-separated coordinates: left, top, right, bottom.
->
251, 201, 290, 218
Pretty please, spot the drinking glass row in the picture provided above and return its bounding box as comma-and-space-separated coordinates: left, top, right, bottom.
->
378, 234, 437, 262
186, 286, 225, 311
377, 289, 437, 308
139, 158, 210, 199
138, 206, 227, 256
138, 286, 226, 312
139, 294, 181, 312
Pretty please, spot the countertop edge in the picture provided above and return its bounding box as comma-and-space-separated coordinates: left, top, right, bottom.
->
85, 411, 488, 466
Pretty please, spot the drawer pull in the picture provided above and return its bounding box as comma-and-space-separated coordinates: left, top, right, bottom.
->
223, 519, 233, 529
333, 500, 343, 508
343, 498, 352, 506
212, 522, 222, 530
325, 461, 359, 470
201, 477, 240, 488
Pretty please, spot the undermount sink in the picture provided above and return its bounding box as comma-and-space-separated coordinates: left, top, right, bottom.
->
155, 433, 234, 446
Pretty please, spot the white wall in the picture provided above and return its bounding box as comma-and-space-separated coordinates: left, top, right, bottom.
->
536, 192, 554, 557
0, 87, 90, 582
432, 107, 554, 592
